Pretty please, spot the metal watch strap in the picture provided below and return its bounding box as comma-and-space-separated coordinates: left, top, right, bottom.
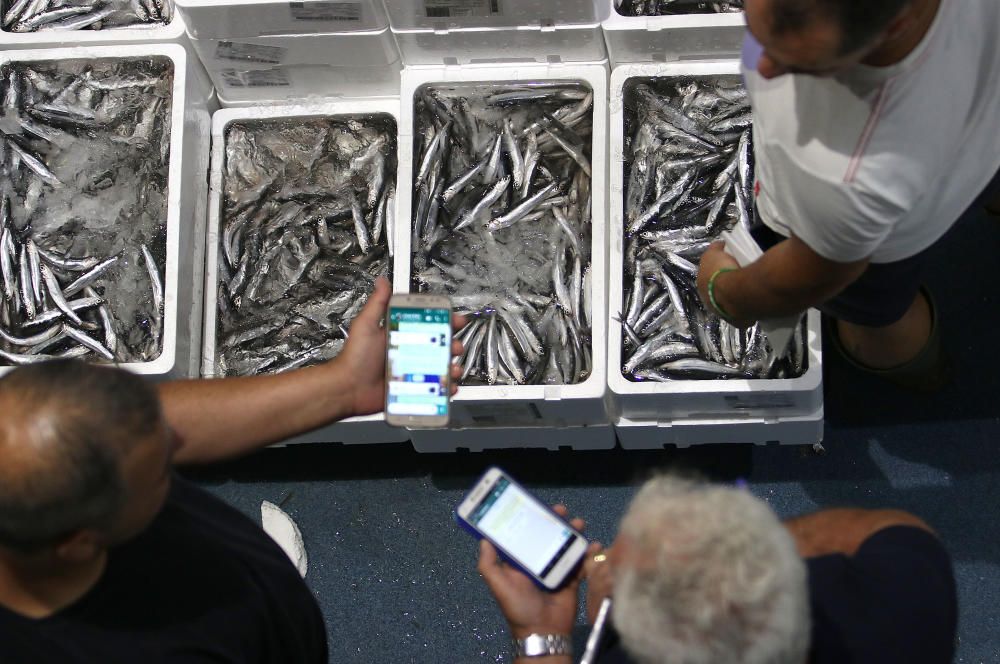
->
513, 633, 572, 658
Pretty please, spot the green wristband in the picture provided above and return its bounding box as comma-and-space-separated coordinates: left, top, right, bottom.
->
708, 268, 737, 320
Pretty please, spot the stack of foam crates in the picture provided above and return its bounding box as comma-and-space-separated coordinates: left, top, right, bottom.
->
173, 0, 400, 106
385, 0, 608, 66
398, 62, 615, 452
0, 44, 214, 380
607, 60, 824, 449
599, 0, 745, 66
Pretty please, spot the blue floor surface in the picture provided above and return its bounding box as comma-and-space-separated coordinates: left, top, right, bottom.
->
184, 200, 1000, 663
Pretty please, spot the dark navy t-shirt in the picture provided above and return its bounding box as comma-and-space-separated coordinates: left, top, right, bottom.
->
595, 526, 957, 663
0, 478, 328, 664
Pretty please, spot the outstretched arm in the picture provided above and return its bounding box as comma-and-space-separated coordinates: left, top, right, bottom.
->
696, 236, 869, 327
161, 278, 464, 465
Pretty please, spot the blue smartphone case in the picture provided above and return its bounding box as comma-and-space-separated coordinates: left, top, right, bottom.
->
455, 467, 587, 591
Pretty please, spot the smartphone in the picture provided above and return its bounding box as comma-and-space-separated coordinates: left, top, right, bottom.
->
385, 293, 452, 428
456, 467, 589, 591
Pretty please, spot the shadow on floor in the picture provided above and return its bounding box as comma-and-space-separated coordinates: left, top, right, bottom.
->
182, 441, 754, 491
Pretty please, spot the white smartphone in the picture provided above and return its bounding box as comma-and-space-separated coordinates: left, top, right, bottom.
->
385, 293, 452, 428
456, 467, 589, 591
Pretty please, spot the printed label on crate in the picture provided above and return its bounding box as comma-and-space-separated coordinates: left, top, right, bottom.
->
214, 41, 287, 65
219, 68, 291, 88
289, 1, 361, 21
464, 402, 543, 426
724, 394, 797, 410
423, 0, 500, 18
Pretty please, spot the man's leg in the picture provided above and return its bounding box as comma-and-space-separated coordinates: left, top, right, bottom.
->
836, 289, 932, 369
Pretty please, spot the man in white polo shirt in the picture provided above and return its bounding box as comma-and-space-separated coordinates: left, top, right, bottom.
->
695, 0, 1000, 390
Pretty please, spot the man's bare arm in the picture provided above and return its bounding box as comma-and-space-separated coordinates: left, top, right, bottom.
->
159, 360, 359, 466
159, 278, 393, 465
784, 508, 935, 559
697, 236, 869, 327
160, 278, 465, 466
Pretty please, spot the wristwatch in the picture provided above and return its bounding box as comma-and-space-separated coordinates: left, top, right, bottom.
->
512, 634, 572, 658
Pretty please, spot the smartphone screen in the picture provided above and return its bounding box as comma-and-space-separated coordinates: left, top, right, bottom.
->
386, 305, 451, 421
466, 476, 579, 578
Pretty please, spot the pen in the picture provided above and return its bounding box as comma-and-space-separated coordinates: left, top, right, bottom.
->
580, 597, 613, 664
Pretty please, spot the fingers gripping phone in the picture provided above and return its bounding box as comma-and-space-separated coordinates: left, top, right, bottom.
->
385, 294, 452, 428
457, 467, 589, 591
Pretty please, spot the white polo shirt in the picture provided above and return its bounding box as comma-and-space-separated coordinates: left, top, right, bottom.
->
743, 0, 1000, 264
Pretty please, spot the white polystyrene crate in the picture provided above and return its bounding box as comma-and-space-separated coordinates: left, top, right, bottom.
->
615, 405, 825, 449
392, 22, 606, 66
601, 1, 745, 65
411, 424, 615, 453
0, 11, 187, 49
190, 27, 399, 72
213, 59, 402, 106
606, 61, 823, 421
0, 44, 213, 379
175, 0, 386, 39
385, 0, 603, 31
203, 101, 408, 445
398, 62, 611, 430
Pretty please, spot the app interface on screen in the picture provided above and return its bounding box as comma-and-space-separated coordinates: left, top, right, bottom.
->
387, 307, 451, 417
469, 477, 575, 576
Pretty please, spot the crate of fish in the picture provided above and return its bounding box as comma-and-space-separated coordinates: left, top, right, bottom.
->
203, 101, 409, 445
213, 60, 403, 109
390, 21, 606, 67
398, 63, 610, 434
410, 423, 616, 453
614, 404, 824, 450
0, 44, 212, 377
0, 0, 186, 49
606, 61, 822, 425
386, 0, 606, 67
600, 0, 745, 66
394, 26, 608, 68
385, 0, 602, 31
174, 0, 387, 41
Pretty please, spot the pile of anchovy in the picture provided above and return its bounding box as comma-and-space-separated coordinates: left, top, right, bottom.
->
0, 58, 172, 367
616, 0, 743, 15
216, 116, 395, 377
411, 82, 594, 386
3, 0, 171, 32
620, 76, 806, 381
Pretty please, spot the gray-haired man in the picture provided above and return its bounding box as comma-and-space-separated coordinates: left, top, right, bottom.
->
478, 476, 957, 663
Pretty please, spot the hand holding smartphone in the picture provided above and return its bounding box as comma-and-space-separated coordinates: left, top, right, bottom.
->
457, 467, 589, 590
384, 294, 453, 428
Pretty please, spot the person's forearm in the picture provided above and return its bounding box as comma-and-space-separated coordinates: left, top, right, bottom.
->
784, 508, 935, 558
715, 241, 857, 323
160, 357, 358, 465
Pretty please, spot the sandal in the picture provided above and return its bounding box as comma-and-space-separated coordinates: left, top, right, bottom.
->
825, 286, 952, 393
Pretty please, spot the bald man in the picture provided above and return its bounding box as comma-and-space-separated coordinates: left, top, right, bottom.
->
0, 279, 465, 663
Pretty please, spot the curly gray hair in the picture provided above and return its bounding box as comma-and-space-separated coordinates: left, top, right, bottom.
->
611, 476, 810, 664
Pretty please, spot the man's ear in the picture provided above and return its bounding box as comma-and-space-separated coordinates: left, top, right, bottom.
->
54, 529, 105, 563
